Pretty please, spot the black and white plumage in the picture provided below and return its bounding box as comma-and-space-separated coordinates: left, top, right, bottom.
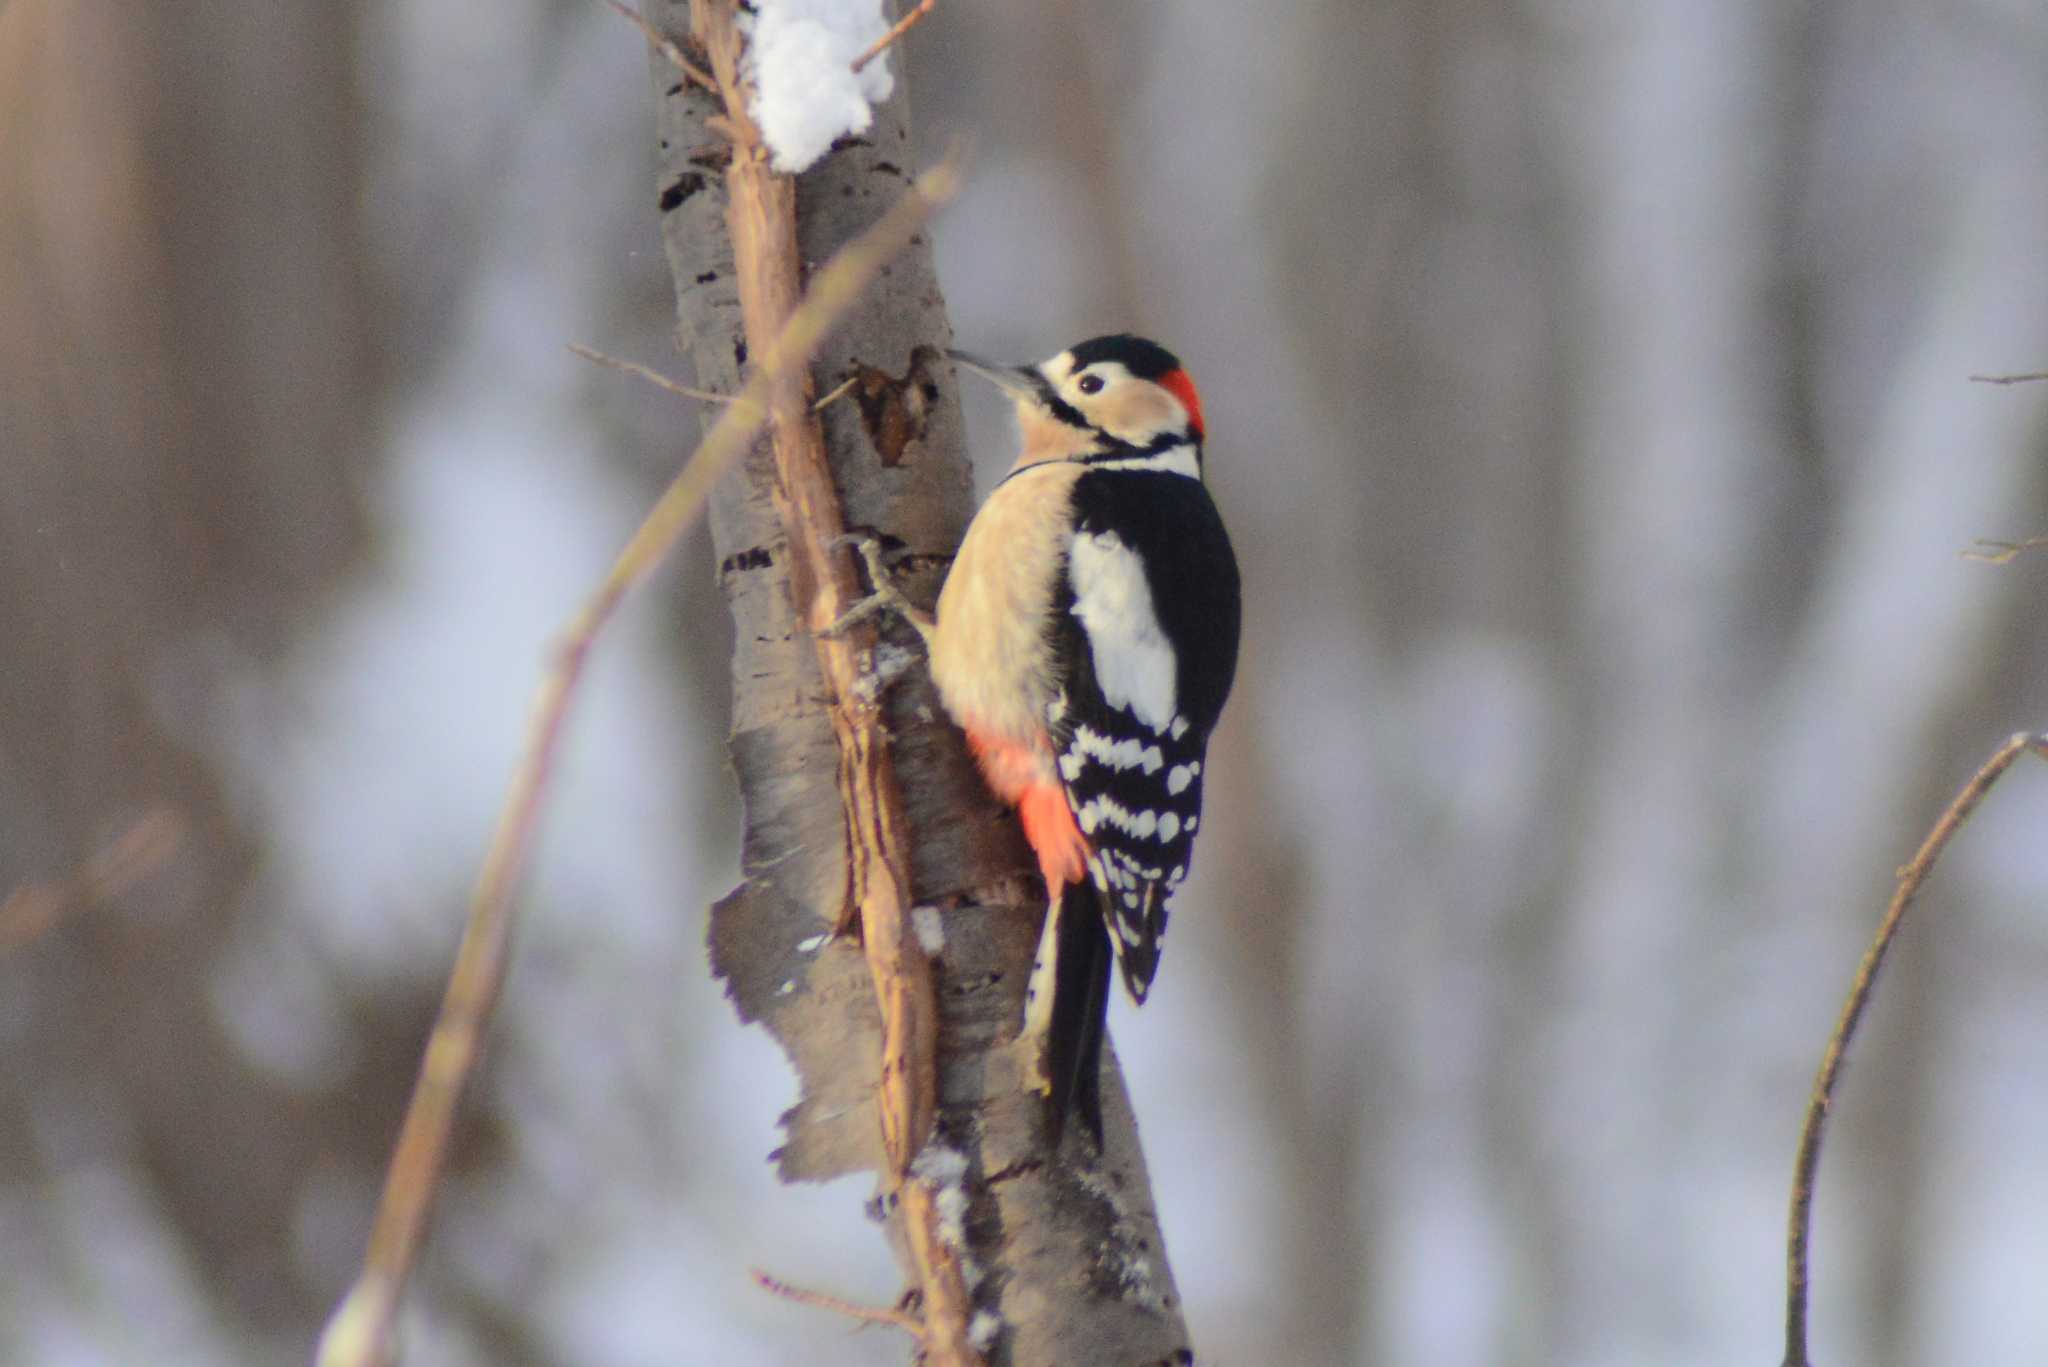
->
1052, 466, 1239, 1002
917, 333, 1241, 1145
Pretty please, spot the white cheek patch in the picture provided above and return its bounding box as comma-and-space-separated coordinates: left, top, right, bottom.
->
1067, 530, 1177, 733
1088, 446, 1202, 479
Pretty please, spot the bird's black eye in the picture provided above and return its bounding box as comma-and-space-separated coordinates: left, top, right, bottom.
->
1076, 373, 1105, 395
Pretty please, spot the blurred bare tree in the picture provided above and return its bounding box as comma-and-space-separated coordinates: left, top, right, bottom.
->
0, 0, 396, 1357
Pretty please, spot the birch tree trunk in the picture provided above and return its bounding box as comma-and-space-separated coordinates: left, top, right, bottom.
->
644, 4, 1193, 1362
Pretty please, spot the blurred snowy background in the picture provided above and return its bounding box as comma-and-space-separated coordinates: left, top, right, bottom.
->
5, 1, 2048, 1364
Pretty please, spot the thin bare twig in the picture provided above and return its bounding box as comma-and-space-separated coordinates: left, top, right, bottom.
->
314, 156, 962, 1367
852, 0, 935, 74
0, 808, 185, 953
812, 372, 860, 412
1968, 370, 2048, 385
751, 1269, 927, 1339
571, 344, 858, 412
569, 342, 732, 405
601, 0, 717, 92
1962, 536, 2048, 565
1783, 732, 2048, 1367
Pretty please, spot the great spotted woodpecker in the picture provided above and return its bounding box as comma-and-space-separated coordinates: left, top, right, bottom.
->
845, 334, 1240, 1144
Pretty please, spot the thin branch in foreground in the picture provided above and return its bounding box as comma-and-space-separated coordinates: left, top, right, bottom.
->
751, 1269, 927, 1340
1783, 731, 2048, 1367
1968, 370, 2048, 385
569, 342, 732, 405
569, 343, 862, 415
852, 0, 935, 74
1962, 536, 2048, 565
600, 0, 717, 91
313, 154, 963, 1367
0, 807, 185, 953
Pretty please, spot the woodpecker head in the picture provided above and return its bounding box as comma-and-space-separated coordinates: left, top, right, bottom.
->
950, 333, 1207, 473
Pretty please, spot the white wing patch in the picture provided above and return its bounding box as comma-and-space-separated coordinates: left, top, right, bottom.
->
1072, 724, 1163, 773
1068, 530, 1177, 733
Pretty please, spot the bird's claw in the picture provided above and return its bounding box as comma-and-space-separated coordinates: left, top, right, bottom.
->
822, 533, 936, 641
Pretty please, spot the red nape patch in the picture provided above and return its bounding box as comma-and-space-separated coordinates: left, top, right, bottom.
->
1160, 367, 1205, 440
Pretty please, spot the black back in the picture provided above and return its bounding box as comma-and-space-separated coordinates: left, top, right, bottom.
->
1049, 466, 1241, 998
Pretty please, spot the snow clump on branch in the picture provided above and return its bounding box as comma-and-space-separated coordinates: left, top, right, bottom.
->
745, 0, 895, 173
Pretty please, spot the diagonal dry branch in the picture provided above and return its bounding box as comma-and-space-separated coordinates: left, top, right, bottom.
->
313, 154, 959, 1367
1782, 731, 2048, 1367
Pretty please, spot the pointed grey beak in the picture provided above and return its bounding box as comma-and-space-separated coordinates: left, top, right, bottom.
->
947, 349, 1042, 401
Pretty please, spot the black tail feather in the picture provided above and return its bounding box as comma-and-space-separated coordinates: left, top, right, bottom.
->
1043, 882, 1114, 1147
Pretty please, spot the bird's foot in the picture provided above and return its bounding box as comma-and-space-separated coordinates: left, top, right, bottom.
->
822, 533, 937, 643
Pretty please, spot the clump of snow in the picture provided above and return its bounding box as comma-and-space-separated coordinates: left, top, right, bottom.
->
851, 642, 918, 705
871, 642, 919, 687
934, 1178, 971, 1248
1069, 1163, 1173, 1313
1111, 1247, 1161, 1305
911, 904, 945, 954
911, 1142, 968, 1185
746, 0, 895, 173
910, 1142, 972, 1249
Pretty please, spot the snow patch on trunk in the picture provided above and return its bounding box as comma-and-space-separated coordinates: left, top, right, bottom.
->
746, 0, 895, 173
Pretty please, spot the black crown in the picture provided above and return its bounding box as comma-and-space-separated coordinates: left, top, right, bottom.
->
1066, 334, 1182, 381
